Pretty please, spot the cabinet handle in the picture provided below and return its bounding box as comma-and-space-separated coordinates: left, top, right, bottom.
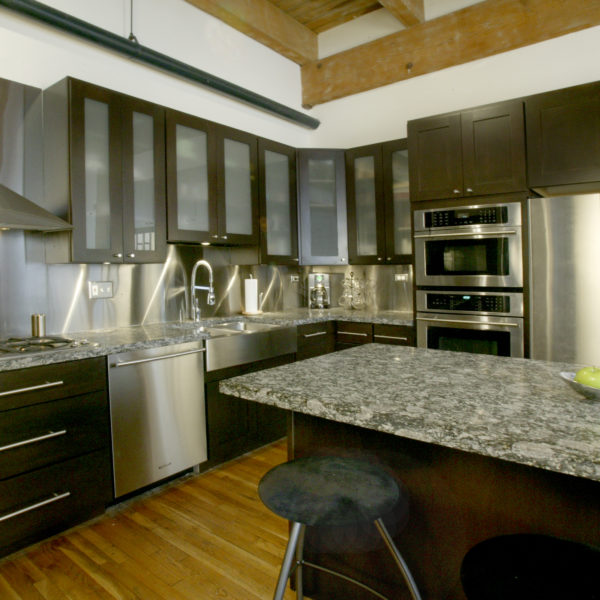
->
292, 258, 299, 261
377, 257, 382, 261
466, 188, 473, 193
453, 189, 461, 194
303, 331, 327, 338
126, 253, 135, 258
374, 334, 409, 342
113, 253, 123, 258
387, 257, 391, 261
0, 429, 67, 453
212, 234, 219, 238
339, 331, 368, 337
0, 492, 71, 523
221, 235, 228, 240
112, 347, 205, 368
0, 380, 64, 398
414, 230, 518, 239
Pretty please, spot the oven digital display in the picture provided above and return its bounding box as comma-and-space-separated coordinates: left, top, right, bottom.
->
425, 206, 508, 228
426, 294, 511, 313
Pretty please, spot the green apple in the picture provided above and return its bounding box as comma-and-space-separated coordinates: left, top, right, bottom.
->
574, 366, 600, 389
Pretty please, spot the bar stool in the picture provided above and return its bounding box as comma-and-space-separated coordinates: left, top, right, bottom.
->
258, 455, 422, 600
460, 534, 600, 599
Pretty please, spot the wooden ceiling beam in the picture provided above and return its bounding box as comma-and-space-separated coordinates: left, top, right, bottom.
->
378, 0, 424, 27
185, 0, 317, 65
301, 0, 600, 107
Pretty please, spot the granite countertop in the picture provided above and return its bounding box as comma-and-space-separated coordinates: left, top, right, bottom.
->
0, 308, 413, 372
220, 344, 600, 483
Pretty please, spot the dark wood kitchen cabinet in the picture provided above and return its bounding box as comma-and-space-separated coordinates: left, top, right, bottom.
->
258, 138, 299, 264
203, 354, 293, 468
296, 321, 335, 360
43, 78, 167, 263
408, 99, 527, 201
345, 139, 411, 264
0, 358, 112, 558
525, 81, 600, 193
166, 111, 259, 245
336, 322, 415, 351
297, 149, 348, 265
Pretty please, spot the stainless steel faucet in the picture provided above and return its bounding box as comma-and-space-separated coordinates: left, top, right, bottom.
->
190, 259, 216, 322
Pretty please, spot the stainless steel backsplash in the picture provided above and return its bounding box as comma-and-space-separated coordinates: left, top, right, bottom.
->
0, 233, 413, 337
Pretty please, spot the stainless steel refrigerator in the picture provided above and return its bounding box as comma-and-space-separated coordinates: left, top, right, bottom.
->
529, 194, 600, 366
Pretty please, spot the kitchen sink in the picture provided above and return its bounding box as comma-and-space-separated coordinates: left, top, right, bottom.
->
204, 321, 296, 372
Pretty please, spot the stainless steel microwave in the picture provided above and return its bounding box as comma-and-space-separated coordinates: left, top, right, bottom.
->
413, 202, 523, 288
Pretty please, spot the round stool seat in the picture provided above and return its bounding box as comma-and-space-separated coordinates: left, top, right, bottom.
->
461, 534, 600, 600
258, 456, 400, 527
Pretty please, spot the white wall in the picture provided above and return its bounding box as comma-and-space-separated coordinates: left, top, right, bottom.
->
310, 25, 600, 148
0, 0, 312, 147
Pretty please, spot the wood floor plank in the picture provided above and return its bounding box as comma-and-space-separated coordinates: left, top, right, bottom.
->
0, 441, 293, 600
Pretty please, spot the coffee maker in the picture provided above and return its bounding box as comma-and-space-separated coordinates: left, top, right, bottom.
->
308, 273, 331, 309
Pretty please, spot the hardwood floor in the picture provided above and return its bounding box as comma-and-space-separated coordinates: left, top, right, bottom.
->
0, 440, 297, 600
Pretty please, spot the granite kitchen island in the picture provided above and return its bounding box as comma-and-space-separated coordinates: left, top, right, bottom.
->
221, 344, 600, 599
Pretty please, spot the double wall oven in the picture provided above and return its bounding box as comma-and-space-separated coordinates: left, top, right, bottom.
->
413, 201, 525, 358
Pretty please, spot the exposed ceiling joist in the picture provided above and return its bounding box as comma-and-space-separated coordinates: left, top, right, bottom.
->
301, 0, 600, 107
378, 0, 424, 27
184, 0, 318, 65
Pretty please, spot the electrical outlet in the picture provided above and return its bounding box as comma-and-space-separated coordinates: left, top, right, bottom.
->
290, 275, 300, 283
394, 273, 408, 282
88, 281, 113, 299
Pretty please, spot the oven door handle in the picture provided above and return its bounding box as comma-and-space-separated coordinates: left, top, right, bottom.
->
413, 230, 518, 239
416, 317, 521, 328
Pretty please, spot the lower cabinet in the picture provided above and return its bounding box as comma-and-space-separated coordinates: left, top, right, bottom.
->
204, 354, 294, 467
0, 358, 112, 558
336, 321, 415, 351
296, 322, 336, 360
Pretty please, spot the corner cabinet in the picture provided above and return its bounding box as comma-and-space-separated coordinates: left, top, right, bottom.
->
525, 81, 600, 192
408, 99, 527, 201
166, 111, 259, 245
297, 149, 348, 265
43, 78, 167, 263
258, 138, 298, 264
345, 139, 411, 264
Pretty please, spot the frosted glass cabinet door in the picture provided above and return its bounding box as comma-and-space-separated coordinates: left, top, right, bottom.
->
383, 138, 412, 263
258, 138, 298, 264
216, 125, 259, 245
166, 110, 217, 244
346, 144, 385, 264
297, 149, 348, 265
69, 80, 123, 263
121, 97, 166, 263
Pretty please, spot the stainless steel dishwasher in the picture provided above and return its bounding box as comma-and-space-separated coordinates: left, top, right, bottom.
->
108, 341, 207, 498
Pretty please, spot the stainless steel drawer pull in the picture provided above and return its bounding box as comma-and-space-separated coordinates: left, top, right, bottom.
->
374, 334, 409, 341
0, 491, 71, 523
0, 429, 67, 453
303, 331, 327, 338
339, 331, 368, 337
414, 230, 517, 239
0, 380, 64, 398
416, 317, 520, 328
112, 347, 205, 368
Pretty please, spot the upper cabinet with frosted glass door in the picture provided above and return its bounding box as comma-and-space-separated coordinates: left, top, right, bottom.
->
166, 113, 258, 245
43, 78, 166, 263
297, 149, 348, 265
258, 138, 298, 264
345, 139, 411, 265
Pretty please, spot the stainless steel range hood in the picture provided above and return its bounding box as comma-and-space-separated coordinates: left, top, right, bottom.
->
0, 182, 72, 231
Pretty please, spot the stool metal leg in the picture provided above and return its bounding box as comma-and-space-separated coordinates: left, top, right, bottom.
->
374, 518, 422, 600
273, 521, 304, 600
295, 524, 306, 599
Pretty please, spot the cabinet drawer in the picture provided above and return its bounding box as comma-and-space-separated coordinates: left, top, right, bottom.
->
373, 324, 415, 346
297, 322, 335, 359
0, 391, 109, 480
0, 358, 106, 411
336, 321, 373, 345
0, 449, 112, 557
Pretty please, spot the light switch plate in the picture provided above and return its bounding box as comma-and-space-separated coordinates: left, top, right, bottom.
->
88, 281, 113, 299
290, 275, 300, 283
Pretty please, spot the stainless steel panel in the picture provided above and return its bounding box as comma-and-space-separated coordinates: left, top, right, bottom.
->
108, 341, 207, 497
205, 325, 297, 372
529, 194, 600, 365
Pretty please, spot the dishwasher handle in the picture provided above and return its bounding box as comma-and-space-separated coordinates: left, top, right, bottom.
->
111, 347, 205, 368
